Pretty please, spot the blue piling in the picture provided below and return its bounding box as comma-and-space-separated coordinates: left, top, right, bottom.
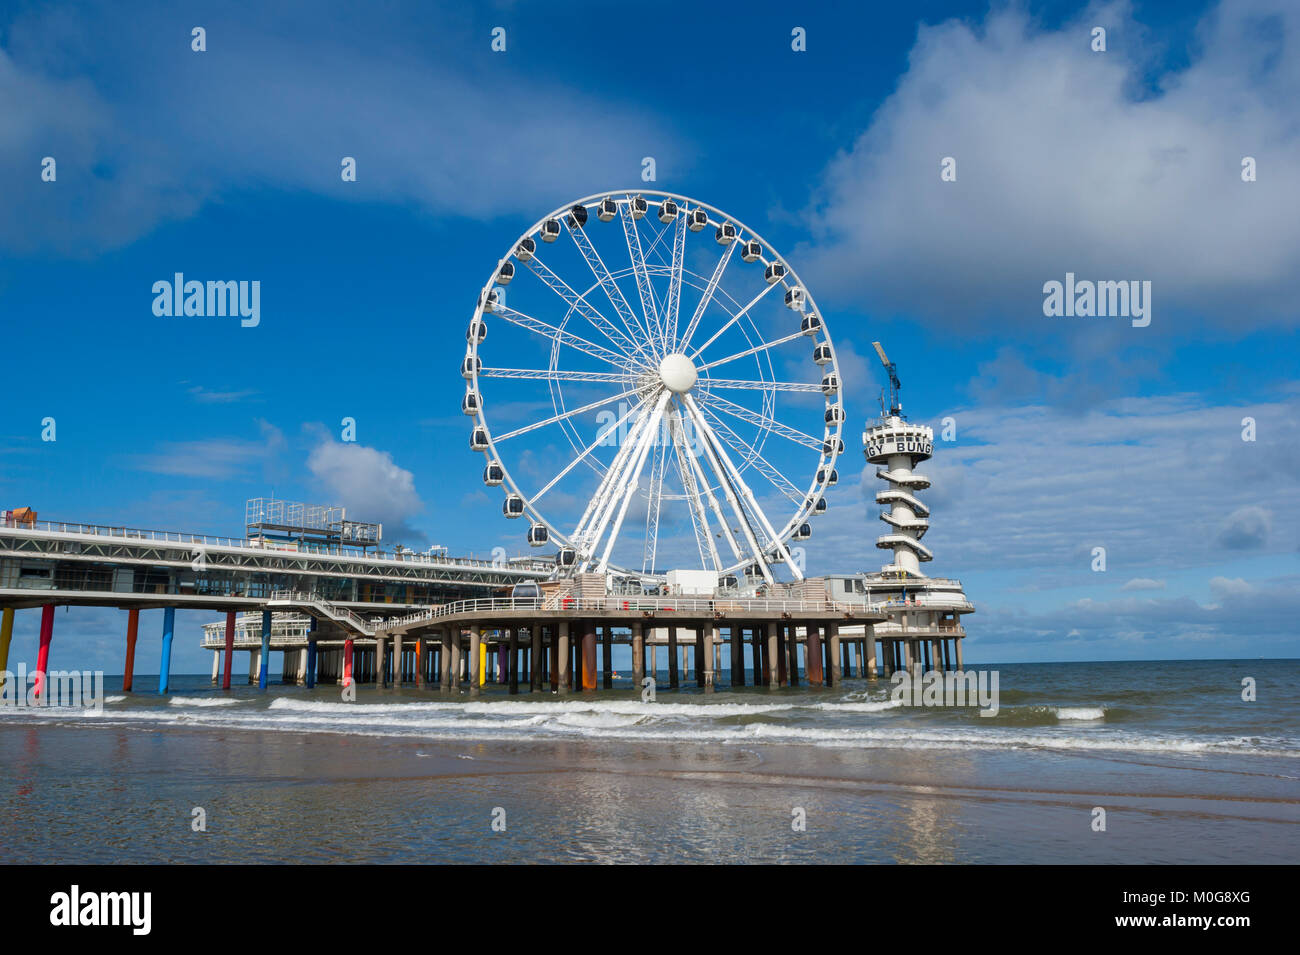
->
158, 607, 175, 694
258, 609, 271, 689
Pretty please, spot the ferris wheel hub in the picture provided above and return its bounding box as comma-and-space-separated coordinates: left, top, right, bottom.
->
658, 353, 698, 394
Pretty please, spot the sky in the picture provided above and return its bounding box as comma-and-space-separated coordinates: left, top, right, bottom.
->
1, 0, 1297, 673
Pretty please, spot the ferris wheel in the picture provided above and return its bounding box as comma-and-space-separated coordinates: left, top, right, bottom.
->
462, 191, 845, 585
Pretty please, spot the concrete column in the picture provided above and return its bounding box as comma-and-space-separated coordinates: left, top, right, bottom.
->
765, 622, 779, 689
704, 626, 717, 691
755, 627, 767, 686
827, 622, 841, 687
667, 626, 679, 688
531, 626, 543, 691
469, 629, 481, 695
775, 625, 787, 687
930, 639, 943, 674
557, 621, 571, 693
602, 626, 613, 688
631, 622, 645, 688
250, 648, 260, 684
867, 634, 878, 678
124, 607, 140, 692
439, 631, 451, 689
549, 627, 559, 690
955, 638, 964, 670
730, 626, 744, 687
582, 622, 597, 691
694, 628, 706, 688
375, 634, 389, 688
508, 628, 520, 695
903, 640, 915, 676
651, 642, 657, 682
389, 632, 402, 686
786, 625, 799, 687
805, 624, 823, 686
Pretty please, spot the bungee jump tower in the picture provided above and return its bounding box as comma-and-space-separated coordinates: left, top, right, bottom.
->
856, 342, 975, 676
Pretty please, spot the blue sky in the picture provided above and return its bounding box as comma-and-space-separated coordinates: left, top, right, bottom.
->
2, 0, 1298, 673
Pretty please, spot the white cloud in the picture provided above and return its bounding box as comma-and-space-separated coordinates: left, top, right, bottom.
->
798, 0, 1300, 329
306, 438, 425, 544
1121, 577, 1166, 591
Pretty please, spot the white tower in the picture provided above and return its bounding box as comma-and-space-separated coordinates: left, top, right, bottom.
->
866, 415, 933, 577
849, 342, 974, 676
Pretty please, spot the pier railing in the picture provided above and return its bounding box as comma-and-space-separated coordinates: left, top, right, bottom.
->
0, 516, 551, 573
381, 594, 885, 629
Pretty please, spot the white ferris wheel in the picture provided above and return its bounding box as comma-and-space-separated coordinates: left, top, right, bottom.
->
462, 191, 845, 586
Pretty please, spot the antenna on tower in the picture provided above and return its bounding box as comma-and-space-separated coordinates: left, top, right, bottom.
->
872, 341, 902, 417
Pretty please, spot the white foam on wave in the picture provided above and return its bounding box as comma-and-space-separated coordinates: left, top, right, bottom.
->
1054, 706, 1106, 721
104, 695, 126, 704
168, 696, 241, 707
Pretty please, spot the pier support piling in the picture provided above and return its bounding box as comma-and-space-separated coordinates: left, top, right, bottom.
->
258, 610, 271, 689
704, 627, 717, 691
221, 611, 235, 691
0, 607, 13, 689
730, 626, 744, 687
668, 626, 679, 689
470, 629, 482, 695
806, 624, 823, 687
557, 621, 571, 693
827, 622, 840, 687
343, 638, 354, 688
631, 622, 644, 689
582, 623, 597, 691
123, 608, 140, 692
306, 618, 318, 689
34, 603, 54, 698
765, 622, 779, 689
158, 606, 175, 695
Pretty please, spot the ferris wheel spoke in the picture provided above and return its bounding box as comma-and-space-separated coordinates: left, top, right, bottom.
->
620, 198, 664, 352
685, 394, 804, 582
564, 223, 656, 361
679, 238, 736, 353
687, 281, 781, 361
701, 409, 805, 505
663, 210, 688, 349
707, 393, 824, 452
480, 367, 640, 384
678, 394, 775, 584
677, 407, 744, 562
579, 395, 662, 568
667, 403, 722, 571
571, 398, 657, 549
522, 254, 647, 363
701, 378, 823, 393
696, 330, 805, 373
642, 435, 668, 573
594, 392, 671, 573
492, 303, 627, 369
533, 398, 642, 506
494, 389, 637, 443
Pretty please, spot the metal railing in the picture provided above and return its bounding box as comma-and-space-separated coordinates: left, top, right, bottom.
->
267, 590, 376, 635
383, 594, 885, 627
0, 517, 551, 573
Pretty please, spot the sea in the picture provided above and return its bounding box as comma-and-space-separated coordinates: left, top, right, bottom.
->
1, 659, 1296, 864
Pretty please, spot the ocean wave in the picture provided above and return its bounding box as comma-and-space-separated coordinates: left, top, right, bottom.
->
167, 696, 242, 707
1054, 706, 1106, 721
